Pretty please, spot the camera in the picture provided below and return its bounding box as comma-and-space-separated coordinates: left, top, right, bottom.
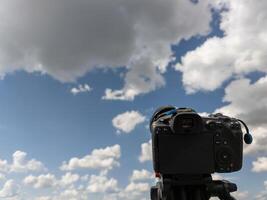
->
150, 106, 251, 175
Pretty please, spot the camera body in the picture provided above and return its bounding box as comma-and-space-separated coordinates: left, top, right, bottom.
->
150, 107, 243, 175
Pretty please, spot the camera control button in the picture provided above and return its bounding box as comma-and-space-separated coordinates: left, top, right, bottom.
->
216, 148, 233, 165
155, 128, 162, 134
223, 140, 228, 145
215, 132, 221, 137
226, 167, 231, 172
163, 127, 170, 133
219, 151, 232, 163
215, 140, 221, 145
230, 122, 241, 130
163, 128, 167, 131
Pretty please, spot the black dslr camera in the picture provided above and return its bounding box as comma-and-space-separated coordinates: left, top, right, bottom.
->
150, 106, 253, 175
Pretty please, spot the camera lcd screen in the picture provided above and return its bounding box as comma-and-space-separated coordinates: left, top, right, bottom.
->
156, 133, 215, 174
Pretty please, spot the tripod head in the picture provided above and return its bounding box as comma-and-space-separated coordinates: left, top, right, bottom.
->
151, 174, 237, 200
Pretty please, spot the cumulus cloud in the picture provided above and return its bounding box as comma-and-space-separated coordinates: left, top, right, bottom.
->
130, 169, 153, 182
31, 172, 151, 200
211, 173, 223, 180
35, 197, 53, 200
10, 151, 46, 173
87, 174, 119, 193
23, 174, 57, 189
112, 111, 146, 134
139, 140, 152, 163
70, 84, 92, 95
232, 191, 249, 199
24, 172, 80, 191
60, 144, 121, 173
176, 0, 267, 93
0, 160, 9, 173
0, 0, 214, 100
0, 151, 45, 174
254, 181, 267, 200
0, 180, 19, 198
0, 174, 6, 181
210, 190, 249, 200
252, 157, 267, 173
0, 148, 151, 200
117, 182, 150, 200
60, 172, 80, 187
125, 182, 149, 193
35, 188, 88, 200
215, 76, 267, 155
58, 188, 88, 200
216, 77, 267, 127
103, 181, 150, 200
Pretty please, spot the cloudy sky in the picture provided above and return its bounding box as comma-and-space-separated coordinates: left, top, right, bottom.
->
0, 0, 266, 199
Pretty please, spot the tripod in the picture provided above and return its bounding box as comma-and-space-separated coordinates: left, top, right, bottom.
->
150, 174, 237, 200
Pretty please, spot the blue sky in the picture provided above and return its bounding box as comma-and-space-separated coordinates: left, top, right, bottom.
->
0, 0, 267, 199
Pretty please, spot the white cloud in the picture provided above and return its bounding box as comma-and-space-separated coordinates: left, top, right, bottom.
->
10, 151, 46, 173
0, 180, 19, 198
103, 181, 150, 200
0, 151, 45, 174
0, 0, 214, 100
232, 191, 249, 199
0, 149, 154, 200
215, 76, 267, 155
102, 59, 167, 101
117, 182, 150, 200
199, 112, 211, 117
58, 188, 88, 200
60, 172, 80, 187
256, 192, 267, 200
112, 111, 146, 134
139, 140, 152, 163
254, 181, 267, 200
211, 173, 223, 180
0, 174, 6, 181
176, 0, 267, 93
35, 188, 88, 200
70, 84, 92, 95
87, 174, 119, 193
0, 160, 9, 173
124, 182, 149, 193
216, 77, 267, 127
23, 174, 57, 189
35, 197, 53, 200
60, 144, 121, 173
210, 190, 249, 200
252, 157, 267, 173
130, 169, 153, 182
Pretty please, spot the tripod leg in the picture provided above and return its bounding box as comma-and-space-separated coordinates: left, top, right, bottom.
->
194, 188, 203, 200
191, 186, 210, 200
151, 186, 160, 200
180, 187, 187, 200
166, 186, 186, 200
